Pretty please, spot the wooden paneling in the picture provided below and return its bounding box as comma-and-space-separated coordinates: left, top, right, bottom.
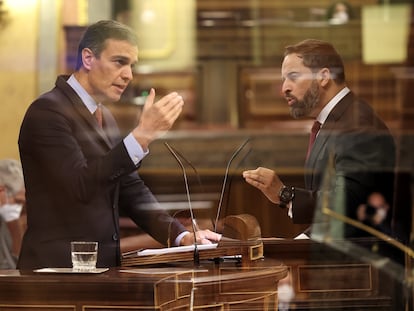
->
263, 239, 405, 310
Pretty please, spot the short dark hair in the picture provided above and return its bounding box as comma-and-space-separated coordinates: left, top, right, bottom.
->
75, 20, 138, 71
284, 39, 346, 84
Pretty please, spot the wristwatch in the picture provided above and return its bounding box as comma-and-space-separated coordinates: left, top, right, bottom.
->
278, 185, 295, 208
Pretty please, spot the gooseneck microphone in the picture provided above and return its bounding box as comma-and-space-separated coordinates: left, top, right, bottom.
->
164, 142, 200, 266
165, 138, 251, 266
214, 138, 251, 233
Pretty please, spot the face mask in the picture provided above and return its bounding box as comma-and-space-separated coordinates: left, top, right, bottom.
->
0, 204, 22, 222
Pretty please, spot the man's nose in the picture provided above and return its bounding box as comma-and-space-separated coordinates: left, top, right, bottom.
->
122, 67, 133, 81
281, 80, 290, 95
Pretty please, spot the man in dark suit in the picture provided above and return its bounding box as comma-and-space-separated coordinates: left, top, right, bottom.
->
242, 39, 405, 242
243, 38, 411, 311
17, 20, 221, 269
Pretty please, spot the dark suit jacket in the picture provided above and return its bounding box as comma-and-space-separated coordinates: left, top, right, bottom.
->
291, 92, 403, 240
17, 75, 187, 269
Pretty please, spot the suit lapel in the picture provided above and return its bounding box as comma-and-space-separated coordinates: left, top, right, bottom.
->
305, 92, 355, 188
56, 76, 113, 148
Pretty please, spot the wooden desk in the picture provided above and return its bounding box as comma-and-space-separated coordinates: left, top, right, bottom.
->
263, 238, 405, 310
0, 259, 287, 311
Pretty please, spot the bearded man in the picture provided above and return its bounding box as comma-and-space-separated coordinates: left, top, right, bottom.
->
242, 39, 403, 241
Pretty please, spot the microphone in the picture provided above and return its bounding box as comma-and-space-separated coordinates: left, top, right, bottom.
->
214, 138, 251, 233
165, 138, 251, 265
164, 143, 203, 190
164, 142, 200, 266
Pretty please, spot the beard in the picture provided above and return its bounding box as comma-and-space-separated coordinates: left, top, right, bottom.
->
288, 81, 320, 119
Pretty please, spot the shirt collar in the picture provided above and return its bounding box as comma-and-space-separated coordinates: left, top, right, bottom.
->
67, 74, 99, 114
317, 86, 350, 125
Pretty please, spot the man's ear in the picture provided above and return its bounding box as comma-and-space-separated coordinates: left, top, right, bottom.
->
319, 67, 331, 87
81, 48, 95, 70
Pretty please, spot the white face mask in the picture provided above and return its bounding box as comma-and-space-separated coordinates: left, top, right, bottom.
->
0, 204, 22, 222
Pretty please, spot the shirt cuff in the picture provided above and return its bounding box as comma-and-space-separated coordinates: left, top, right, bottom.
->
287, 201, 293, 218
175, 231, 190, 246
123, 133, 149, 165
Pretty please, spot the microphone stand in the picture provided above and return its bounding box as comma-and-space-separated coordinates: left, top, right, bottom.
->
165, 142, 200, 266
165, 139, 251, 267
214, 138, 251, 233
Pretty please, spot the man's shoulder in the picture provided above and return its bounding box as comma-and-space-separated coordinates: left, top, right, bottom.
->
337, 94, 387, 127
31, 76, 73, 107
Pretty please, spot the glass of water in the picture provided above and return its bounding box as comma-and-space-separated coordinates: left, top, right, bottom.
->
71, 241, 98, 272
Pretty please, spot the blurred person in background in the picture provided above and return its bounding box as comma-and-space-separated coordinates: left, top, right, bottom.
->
0, 159, 25, 269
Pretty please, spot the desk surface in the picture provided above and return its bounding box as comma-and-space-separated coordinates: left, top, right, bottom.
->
0, 259, 287, 310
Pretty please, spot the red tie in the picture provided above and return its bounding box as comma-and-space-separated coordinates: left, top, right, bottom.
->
94, 104, 103, 128
306, 121, 321, 160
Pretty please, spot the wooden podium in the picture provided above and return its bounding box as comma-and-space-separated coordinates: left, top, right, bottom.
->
0, 262, 287, 310
1, 213, 400, 309
122, 214, 265, 268
0, 214, 288, 310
